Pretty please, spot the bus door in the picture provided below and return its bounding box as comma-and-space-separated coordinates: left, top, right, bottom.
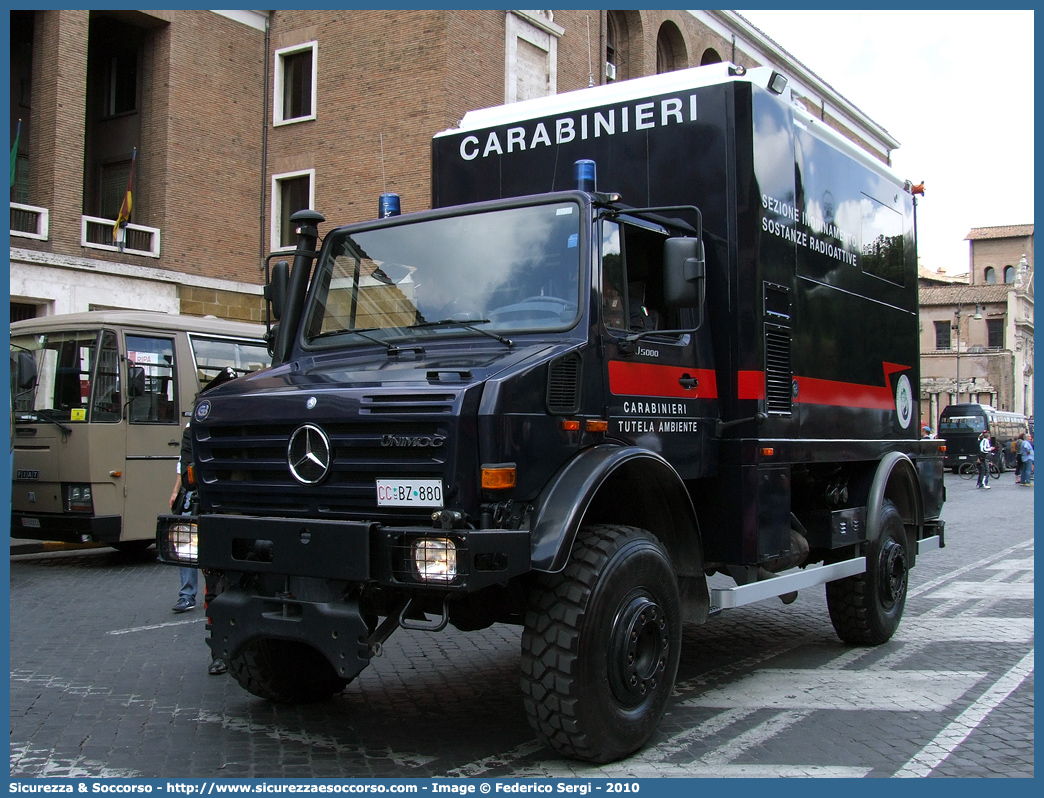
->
123, 332, 181, 541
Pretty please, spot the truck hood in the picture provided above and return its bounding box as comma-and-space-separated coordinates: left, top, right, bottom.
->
204, 340, 568, 398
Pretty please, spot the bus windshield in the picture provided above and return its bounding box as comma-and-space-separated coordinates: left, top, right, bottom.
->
938, 414, 986, 433
11, 328, 121, 424
303, 201, 582, 345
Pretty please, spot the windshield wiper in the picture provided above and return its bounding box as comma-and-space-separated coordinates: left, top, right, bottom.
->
311, 327, 425, 357
16, 410, 73, 435
409, 319, 513, 347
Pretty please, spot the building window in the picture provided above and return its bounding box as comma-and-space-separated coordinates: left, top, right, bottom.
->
106, 48, 138, 116
984, 266, 996, 284
655, 23, 685, 74
271, 169, 315, 250
934, 320, 951, 351
1004, 265, 1015, 283
987, 318, 1004, 349
14, 153, 30, 205
606, 12, 622, 82
274, 42, 317, 125
504, 12, 562, 103
701, 48, 722, 65
99, 159, 134, 221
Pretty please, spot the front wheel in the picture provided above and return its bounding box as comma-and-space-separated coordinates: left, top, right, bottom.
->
520, 525, 681, 763
958, 462, 976, 479
826, 500, 908, 645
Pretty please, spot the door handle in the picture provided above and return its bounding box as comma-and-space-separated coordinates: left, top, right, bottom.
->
169, 440, 179, 446
678, 375, 699, 390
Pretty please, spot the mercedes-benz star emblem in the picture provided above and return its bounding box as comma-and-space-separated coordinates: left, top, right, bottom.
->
287, 424, 332, 484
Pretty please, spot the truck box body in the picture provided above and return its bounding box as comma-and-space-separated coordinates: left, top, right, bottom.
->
161, 63, 945, 763
432, 64, 932, 565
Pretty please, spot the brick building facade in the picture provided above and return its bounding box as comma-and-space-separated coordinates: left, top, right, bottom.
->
10, 9, 901, 322
919, 226, 1034, 427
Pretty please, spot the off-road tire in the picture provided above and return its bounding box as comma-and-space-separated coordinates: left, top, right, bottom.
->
826, 500, 908, 645
520, 525, 681, 763
229, 639, 349, 703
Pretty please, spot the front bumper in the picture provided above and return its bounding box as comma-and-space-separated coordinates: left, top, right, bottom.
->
11, 511, 121, 543
172, 513, 532, 592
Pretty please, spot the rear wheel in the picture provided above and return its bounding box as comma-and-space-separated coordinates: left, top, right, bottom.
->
520, 525, 681, 763
229, 639, 350, 703
826, 500, 908, 645
958, 462, 976, 479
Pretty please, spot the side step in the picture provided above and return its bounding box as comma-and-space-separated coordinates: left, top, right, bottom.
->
710, 557, 866, 610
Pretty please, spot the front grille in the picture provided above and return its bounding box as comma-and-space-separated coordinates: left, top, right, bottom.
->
197, 393, 460, 518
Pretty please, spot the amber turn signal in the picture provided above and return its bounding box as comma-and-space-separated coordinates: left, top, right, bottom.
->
585, 419, 609, 433
481, 465, 517, 490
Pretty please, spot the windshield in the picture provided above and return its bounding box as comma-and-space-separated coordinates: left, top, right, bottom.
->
939, 414, 986, 433
11, 328, 121, 423
303, 201, 582, 344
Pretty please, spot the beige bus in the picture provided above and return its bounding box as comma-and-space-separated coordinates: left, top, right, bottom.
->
10, 310, 270, 551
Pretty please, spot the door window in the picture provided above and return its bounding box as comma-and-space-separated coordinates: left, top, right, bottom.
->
126, 335, 177, 423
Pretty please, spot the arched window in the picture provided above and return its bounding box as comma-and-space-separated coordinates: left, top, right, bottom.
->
701, 48, 722, 65
1004, 265, 1016, 283
984, 267, 996, 284
655, 22, 686, 74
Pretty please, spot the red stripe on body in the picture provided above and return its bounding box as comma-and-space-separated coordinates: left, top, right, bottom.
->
795, 362, 910, 409
737, 370, 766, 400
608, 361, 718, 399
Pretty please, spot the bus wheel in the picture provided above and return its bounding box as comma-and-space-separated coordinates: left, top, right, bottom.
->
826, 500, 908, 645
520, 525, 681, 763
110, 540, 153, 553
229, 639, 349, 703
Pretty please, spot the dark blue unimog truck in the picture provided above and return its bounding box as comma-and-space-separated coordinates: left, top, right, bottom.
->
158, 63, 946, 763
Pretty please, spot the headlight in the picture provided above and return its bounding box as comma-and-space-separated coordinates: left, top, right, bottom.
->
411, 537, 457, 583
63, 484, 93, 513
166, 521, 198, 565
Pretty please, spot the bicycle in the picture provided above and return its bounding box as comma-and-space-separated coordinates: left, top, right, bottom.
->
958, 460, 1000, 480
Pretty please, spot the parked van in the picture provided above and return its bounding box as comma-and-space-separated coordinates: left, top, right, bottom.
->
10, 311, 270, 550
938, 403, 1029, 472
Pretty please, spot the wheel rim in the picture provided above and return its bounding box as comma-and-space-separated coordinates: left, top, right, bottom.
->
879, 539, 908, 607
608, 593, 669, 708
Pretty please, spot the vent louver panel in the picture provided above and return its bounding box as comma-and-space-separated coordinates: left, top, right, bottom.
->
764, 325, 793, 414
546, 353, 581, 414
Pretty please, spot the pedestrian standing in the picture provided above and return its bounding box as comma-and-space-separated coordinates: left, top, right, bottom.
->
976, 429, 995, 489
170, 423, 197, 613
1018, 434, 1033, 487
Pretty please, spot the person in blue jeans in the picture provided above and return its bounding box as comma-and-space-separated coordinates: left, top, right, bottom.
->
170, 424, 198, 613
169, 421, 228, 675
1018, 434, 1034, 486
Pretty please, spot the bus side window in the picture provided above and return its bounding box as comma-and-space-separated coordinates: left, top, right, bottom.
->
126, 335, 178, 424
91, 330, 122, 422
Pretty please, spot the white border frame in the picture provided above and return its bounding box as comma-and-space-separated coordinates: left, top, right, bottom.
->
273, 40, 318, 126
10, 202, 50, 241
80, 215, 161, 258
270, 168, 316, 253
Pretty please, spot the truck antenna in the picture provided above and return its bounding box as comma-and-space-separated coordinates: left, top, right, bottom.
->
380, 132, 387, 193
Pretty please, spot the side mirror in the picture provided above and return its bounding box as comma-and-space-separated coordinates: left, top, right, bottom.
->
664, 237, 705, 308
14, 351, 37, 391
128, 366, 146, 398
266, 260, 289, 321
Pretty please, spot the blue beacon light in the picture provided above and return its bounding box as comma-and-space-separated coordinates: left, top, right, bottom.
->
379, 193, 401, 218
574, 160, 597, 192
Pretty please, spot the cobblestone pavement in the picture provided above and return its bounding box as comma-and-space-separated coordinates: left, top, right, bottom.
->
9, 475, 1033, 778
